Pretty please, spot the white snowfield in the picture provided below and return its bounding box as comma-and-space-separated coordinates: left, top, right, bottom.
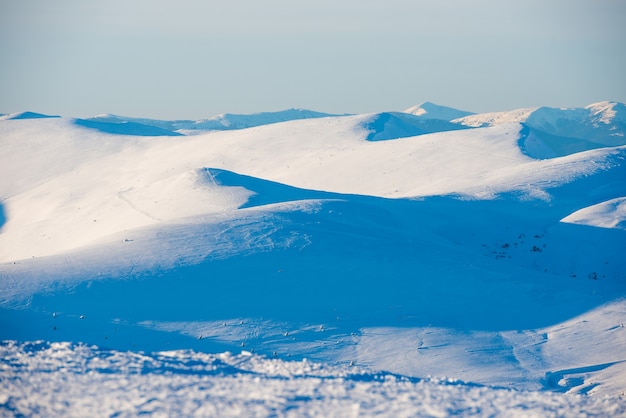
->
1, 101, 626, 416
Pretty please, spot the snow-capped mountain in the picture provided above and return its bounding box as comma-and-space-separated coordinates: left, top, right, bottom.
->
1, 102, 625, 416
453, 101, 625, 133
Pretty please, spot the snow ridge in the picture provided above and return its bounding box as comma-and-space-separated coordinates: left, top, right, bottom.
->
403, 101, 474, 121
85, 108, 343, 135
456, 102, 626, 149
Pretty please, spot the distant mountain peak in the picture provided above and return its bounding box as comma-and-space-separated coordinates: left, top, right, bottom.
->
80, 108, 344, 134
585, 101, 626, 124
403, 102, 474, 121
192, 108, 343, 131
0, 111, 60, 120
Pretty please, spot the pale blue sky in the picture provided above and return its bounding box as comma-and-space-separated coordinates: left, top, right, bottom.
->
1, 0, 625, 119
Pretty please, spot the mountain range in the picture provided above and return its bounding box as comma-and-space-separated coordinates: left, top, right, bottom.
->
1, 101, 625, 416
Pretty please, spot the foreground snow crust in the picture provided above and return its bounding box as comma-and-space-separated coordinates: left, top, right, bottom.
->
1, 341, 624, 418
1, 102, 626, 415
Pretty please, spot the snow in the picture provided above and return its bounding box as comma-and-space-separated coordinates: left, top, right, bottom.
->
85, 108, 342, 134
403, 101, 474, 121
2, 115, 623, 262
2, 341, 624, 417
364, 112, 469, 140
452, 107, 537, 127
586, 101, 626, 126
0, 111, 59, 120
561, 197, 626, 230
1, 102, 626, 415
74, 118, 183, 137
454, 102, 626, 152
353, 299, 626, 397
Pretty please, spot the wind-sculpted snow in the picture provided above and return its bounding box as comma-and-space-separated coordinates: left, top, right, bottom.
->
1, 341, 623, 417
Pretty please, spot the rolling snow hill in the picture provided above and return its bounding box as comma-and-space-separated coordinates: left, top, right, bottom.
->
1, 102, 626, 416
403, 101, 474, 121
85, 108, 343, 135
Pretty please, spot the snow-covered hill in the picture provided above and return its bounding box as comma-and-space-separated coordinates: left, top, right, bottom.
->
1, 103, 626, 416
403, 101, 474, 121
85, 108, 342, 135
453, 101, 626, 158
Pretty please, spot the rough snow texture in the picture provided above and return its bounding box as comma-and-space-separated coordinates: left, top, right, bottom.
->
1, 341, 624, 418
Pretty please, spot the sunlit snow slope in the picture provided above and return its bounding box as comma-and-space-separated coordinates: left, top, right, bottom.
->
1, 102, 626, 415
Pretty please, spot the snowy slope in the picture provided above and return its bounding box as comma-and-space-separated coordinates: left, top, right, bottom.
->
1, 103, 626, 415
364, 111, 470, 140
454, 102, 626, 158
403, 101, 474, 121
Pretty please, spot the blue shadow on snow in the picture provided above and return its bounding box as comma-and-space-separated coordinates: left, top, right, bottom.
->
74, 118, 183, 137
1, 166, 625, 354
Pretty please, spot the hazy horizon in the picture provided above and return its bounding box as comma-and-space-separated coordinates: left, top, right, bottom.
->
1, 0, 625, 119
